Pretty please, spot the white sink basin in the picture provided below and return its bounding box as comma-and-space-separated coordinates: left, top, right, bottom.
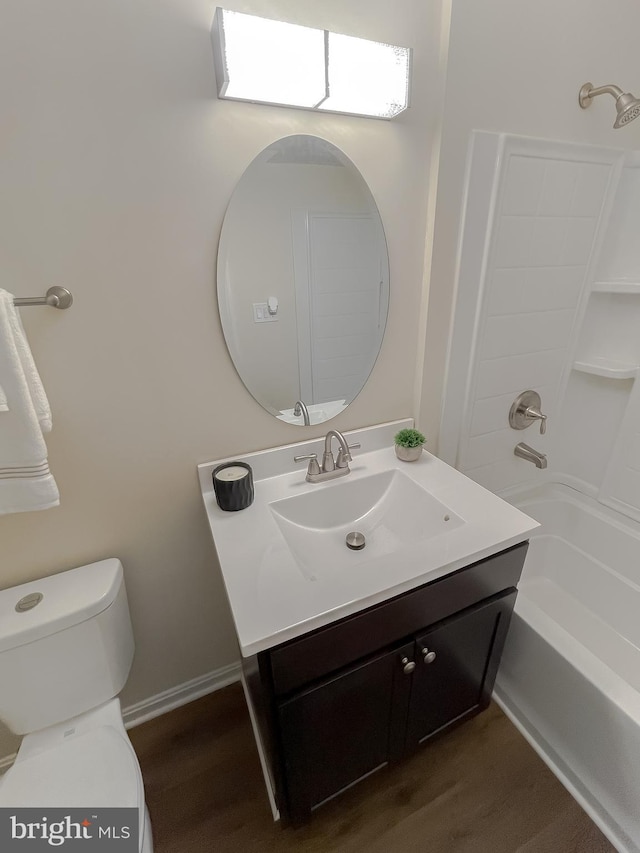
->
269, 469, 464, 580
198, 420, 539, 656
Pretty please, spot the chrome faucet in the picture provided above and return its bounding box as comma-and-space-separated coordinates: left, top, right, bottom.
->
514, 442, 547, 469
294, 429, 361, 483
293, 400, 310, 426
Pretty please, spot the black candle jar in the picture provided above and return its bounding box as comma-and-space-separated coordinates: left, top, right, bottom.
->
212, 461, 254, 512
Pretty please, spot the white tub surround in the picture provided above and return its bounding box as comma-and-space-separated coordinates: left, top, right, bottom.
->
439, 131, 640, 853
440, 131, 622, 494
441, 132, 640, 519
198, 420, 538, 657
494, 483, 640, 853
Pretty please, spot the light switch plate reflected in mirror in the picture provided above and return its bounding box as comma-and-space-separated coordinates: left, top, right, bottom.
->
253, 303, 278, 323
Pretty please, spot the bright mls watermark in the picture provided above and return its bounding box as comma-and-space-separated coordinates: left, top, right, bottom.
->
0, 809, 138, 850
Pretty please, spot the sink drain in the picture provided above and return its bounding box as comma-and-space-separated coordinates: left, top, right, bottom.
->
346, 531, 366, 550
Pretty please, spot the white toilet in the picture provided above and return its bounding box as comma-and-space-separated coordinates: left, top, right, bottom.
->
0, 558, 153, 853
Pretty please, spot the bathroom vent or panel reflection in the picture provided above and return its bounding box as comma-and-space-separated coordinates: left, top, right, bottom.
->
211, 8, 411, 119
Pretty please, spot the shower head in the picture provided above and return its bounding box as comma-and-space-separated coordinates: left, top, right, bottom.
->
579, 82, 640, 129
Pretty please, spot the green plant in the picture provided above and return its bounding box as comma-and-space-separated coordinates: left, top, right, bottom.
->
394, 428, 426, 448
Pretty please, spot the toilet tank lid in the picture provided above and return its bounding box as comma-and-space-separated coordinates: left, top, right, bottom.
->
0, 559, 125, 653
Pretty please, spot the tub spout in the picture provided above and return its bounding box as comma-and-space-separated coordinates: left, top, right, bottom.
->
514, 442, 547, 469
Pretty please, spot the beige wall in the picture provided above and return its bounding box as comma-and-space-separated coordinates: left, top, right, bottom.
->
421, 0, 640, 452
0, 0, 443, 756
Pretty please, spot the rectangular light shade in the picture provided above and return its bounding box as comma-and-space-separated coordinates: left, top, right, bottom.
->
321, 33, 411, 119
211, 9, 411, 119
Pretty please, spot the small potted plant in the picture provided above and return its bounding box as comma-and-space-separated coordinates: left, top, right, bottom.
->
394, 428, 426, 462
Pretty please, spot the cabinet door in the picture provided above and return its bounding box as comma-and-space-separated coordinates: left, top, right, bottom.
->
405, 590, 516, 751
278, 640, 415, 824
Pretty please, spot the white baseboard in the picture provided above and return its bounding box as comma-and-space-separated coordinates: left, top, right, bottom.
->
123, 661, 242, 729
0, 661, 242, 773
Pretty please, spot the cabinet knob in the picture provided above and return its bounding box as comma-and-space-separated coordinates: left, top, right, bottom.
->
401, 656, 416, 674
423, 651, 437, 664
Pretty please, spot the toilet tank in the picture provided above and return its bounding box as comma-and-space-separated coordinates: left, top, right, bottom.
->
0, 559, 135, 735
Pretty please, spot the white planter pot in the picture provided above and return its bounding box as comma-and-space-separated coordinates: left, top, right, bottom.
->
395, 444, 423, 462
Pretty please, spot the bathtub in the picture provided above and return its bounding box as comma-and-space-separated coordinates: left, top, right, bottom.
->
494, 482, 640, 853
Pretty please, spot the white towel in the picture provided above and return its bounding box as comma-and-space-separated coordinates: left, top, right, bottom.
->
0, 289, 59, 514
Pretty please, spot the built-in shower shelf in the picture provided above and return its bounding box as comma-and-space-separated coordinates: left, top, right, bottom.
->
572, 357, 639, 379
592, 281, 640, 294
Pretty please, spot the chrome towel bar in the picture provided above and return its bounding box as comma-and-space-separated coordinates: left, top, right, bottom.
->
14, 287, 73, 309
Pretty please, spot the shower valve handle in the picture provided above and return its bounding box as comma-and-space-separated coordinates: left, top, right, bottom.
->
509, 390, 547, 435
525, 406, 547, 435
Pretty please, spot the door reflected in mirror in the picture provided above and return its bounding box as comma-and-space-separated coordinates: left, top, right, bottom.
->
217, 135, 389, 425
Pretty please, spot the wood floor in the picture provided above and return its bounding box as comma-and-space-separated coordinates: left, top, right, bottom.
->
129, 683, 616, 853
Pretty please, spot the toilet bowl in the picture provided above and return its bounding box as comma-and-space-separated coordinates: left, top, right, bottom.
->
0, 559, 153, 853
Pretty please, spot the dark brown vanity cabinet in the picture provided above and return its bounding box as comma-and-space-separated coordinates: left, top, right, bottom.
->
244, 542, 527, 825
278, 639, 415, 819
404, 590, 516, 751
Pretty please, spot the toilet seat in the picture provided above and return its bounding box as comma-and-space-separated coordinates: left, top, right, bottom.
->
0, 723, 148, 852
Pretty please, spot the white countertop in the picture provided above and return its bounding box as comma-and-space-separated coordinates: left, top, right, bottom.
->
198, 421, 539, 657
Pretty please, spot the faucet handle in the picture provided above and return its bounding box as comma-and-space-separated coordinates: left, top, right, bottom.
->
509, 391, 547, 435
293, 453, 321, 477
336, 443, 361, 469
525, 406, 547, 435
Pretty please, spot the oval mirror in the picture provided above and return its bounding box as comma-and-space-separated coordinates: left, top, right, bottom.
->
217, 134, 390, 425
